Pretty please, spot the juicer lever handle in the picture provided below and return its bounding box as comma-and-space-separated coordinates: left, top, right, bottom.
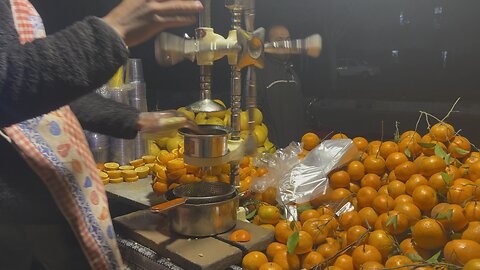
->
151, 198, 186, 213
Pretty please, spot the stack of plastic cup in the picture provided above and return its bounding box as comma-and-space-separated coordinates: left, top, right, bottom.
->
108, 66, 136, 165
84, 84, 110, 163
125, 59, 148, 158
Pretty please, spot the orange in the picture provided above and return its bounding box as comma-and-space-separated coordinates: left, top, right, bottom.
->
430, 202, 450, 218
301, 251, 324, 270
339, 211, 362, 230
302, 218, 329, 245
316, 237, 340, 260
363, 155, 386, 176
413, 155, 427, 172
448, 136, 471, 159
367, 229, 395, 260
385, 152, 409, 171
447, 183, 474, 205
465, 155, 480, 166
357, 187, 378, 208
464, 201, 480, 222
166, 158, 185, 171
299, 209, 320, 224
158, 151, 176, 165
435, 204, 468, 232
444, 239, 480, 266
242, 251, 268, 270
379, 141, 399, 160
329, 170, 351, 189
347, 225, 368, 245
474, 180, 480, 201
464, 259, 480, 270
260, 224, 275, 231
258, 262, 283, 270
262, 187, 277, 206
266, 242, 288, 261
258, 205, 281, 225
428, 172, 450, 195
429, 122, 455, 142
332, 133, 348, 140
347, 161, 366, 182
412, 185, 438, 211
421, 155, 447, 177
275, 220, 301, 244
368, 141, 381, 156
398, 138, 422, 157
338, 230, 348, 249
399, 238, 434, 260
218, 174, 230, 184
394, 202, 421, 226
462, 221, 480, 244
359, 261, 384, 269
294, 231, 313, 255
423, 141, 447, 157
372, 194, 395, 214
257, 167, 269, 177
330, 188, 352, 202
361, 174, 382, 190
395, 194, 413, 205
317, 206, 335, 217
375, 211, 409, 235
272, 250, 300, 270
166, 167, 187, 180
350, 182, 361, 194
152, 181, 168, 194
469, 162, 480, 181
387, 180, 406, 198
333, 254, 354, 270
412, 218, 448, 250
168, 183, 180, 190
394, 161, 417, 182
304, 215, 338, 238
179, 174, 199, 184
384, 255, 413, 270
400, 130, 422, 142
353, 137, 369, 152
203, 174, 219, 182
230, 229, 251, 242
359, 207, 378, 229
377, 185, 389, 196
351, 245, 382, 270
388, 170, 397, 182
405, 174, 428, 195
302, 132, 321, 151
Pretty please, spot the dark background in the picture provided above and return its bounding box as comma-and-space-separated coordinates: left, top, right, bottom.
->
30, 0, 480, 141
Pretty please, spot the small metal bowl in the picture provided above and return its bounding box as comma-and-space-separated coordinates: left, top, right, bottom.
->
179, 125, 229, 158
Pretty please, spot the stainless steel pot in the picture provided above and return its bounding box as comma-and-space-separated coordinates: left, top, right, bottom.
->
151, 181, 238, 237
179, 125, 229, 158
169, 195, 239, 237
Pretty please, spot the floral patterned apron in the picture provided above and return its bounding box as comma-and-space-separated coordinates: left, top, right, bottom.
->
2, 0, 123, 269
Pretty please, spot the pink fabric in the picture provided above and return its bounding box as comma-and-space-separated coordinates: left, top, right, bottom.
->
3, 1, 124, 269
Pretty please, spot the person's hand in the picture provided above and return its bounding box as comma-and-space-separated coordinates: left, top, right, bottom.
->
103, 0, 203, 47
136, 110, 197, 136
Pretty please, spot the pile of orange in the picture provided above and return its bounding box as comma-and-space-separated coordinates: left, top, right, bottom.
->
149, 146, 266, 194
244, 121, 480, 270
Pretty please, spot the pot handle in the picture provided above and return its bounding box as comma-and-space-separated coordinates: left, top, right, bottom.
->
151, 198, 186, 213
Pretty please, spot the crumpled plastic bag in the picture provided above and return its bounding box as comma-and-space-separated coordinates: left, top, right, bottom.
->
279, 139, 359, 204
251, 139, 359, 206
250, 142, 303, 193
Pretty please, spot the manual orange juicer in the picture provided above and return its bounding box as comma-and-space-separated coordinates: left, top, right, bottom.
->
152, 0, 322, 235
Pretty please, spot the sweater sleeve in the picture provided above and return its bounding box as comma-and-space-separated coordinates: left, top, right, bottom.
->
70, 93, 140, 139
0, 0, 129, 128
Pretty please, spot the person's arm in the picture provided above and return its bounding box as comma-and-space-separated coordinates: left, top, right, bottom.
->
0, 2, 129, 128
0, 0, 203, 128
70, 93, 139, 139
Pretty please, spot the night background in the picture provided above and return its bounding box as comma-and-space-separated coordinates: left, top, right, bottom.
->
31, 0, 480, 141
